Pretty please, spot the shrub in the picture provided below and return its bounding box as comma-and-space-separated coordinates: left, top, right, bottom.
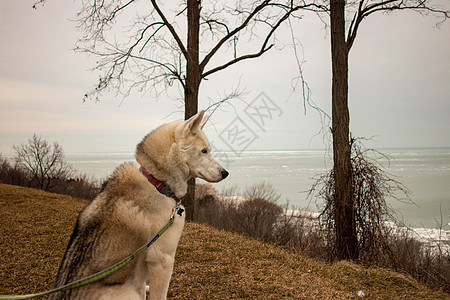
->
0, 155, 30, 187
308, 139, 411, 262
1, 152, 98, 201
234, 198, 283, 242
50, 175, 99, 201
195, 180, 449, 293
196, 183, 285, 243
13, 134, 74, 191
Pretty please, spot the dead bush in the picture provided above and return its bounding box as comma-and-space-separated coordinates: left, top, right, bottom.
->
243, 181, 281, 203
195, 182, 284, 243
379, 225, 450, 292
13, 134, 74, 191
309, 139, 411, 262
273, 210, 330, 260
233, 197, 283, 242
0, 153, 99, 201
50, 175, 99, 201
0, 155, 31, 187
195, 173, 449, 293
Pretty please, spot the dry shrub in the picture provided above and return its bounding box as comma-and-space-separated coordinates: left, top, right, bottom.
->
195, 183, 218, 204
195, 157, 449, 293
0, 154, 99, 201
195, 182, 329, 257
233, 197, 283, 242
243, 181, 281, 203
308, 139, 449, 292
309, 139, 411, 261
381, 225, 450, 292
13, 134, 74, 191
273, 211, 330, 260
195, 182, 284, 243
0, 155, 29, 187
50, 175, 99, 201
1, 135, 100, 201
193, 183, 219, 221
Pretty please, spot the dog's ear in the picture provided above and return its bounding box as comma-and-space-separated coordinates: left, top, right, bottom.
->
176, 110, 205, 138
200, 114, 209, 129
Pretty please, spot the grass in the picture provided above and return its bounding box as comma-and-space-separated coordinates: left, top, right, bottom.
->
0, 183, 448, 299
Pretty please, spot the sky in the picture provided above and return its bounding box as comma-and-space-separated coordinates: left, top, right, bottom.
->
1, 0, 449, 156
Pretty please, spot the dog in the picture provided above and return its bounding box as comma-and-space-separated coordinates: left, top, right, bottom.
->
50, 110, 228, 300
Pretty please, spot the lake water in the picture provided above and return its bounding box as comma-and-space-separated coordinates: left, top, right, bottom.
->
66, 148, 450, 231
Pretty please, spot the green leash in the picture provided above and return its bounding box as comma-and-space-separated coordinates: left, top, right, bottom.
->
0, 206, 183, 300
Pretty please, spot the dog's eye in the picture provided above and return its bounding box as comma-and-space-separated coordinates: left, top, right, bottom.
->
201, 149, 208, 154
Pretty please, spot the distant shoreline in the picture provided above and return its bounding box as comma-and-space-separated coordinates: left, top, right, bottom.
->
60, 146, 450, 155
3, 146, 450, 157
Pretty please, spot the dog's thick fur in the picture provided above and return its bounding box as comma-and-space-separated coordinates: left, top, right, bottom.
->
50, 111, 227, 300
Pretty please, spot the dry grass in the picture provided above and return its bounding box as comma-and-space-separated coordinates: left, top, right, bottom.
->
0, 183, 88, 298
171, 224, 448, 299
0, 183, 447, 299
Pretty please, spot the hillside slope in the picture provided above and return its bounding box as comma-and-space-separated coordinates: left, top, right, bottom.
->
0, 183, 447, 299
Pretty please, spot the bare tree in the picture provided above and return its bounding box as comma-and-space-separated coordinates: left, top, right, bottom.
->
306, 0, 449, 260
40, 0, 320, 220
13, 134, 73, 191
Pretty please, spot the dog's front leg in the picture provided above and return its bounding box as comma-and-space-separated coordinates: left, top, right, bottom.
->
145, 248, 176, 300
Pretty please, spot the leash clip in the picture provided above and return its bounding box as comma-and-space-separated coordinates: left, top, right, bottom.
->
170, 203, 184, 220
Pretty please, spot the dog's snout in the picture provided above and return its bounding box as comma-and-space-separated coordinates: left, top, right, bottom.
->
221, 170, 229, 179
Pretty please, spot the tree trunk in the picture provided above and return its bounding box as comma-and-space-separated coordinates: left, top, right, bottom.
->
330, 0, 358, 260
183, 0, 201, 221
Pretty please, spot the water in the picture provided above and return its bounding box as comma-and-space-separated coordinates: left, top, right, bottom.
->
65, 148, 450, 231
66, 152, 135, 181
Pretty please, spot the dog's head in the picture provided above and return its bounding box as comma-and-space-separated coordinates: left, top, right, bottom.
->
175, 110, 228, 183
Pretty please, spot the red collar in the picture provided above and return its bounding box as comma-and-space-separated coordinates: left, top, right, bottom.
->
139, 166, 180, 203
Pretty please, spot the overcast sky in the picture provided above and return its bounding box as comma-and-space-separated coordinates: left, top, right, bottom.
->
1, 0, 449, 155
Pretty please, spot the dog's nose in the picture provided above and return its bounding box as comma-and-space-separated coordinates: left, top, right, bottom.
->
221, 170, 229, 179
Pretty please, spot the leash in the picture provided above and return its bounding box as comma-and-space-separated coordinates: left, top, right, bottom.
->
0, 204, 184, 300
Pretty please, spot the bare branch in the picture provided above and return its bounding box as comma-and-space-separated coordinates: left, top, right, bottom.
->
204, 79, 249, 119
202, 44, 274, 78
138, 23, 164, 53
203, 1, 312, 78
150, 0, 188, 59
103, 0, 135, 24
347, 0, 366, 51
32, 0, 46, 9
200, 0, 271, 74
201, 19, 231, 36
347, 0, 450, 51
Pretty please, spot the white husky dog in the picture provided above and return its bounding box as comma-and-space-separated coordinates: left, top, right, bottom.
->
50, 110, 228, 300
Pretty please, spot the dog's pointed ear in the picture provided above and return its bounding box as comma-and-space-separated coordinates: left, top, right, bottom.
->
200, 114, 209, 129
186, 110, 204, 132
176, 110, 205, 139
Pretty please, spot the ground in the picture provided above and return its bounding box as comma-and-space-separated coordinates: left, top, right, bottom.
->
0, 183, 447, 299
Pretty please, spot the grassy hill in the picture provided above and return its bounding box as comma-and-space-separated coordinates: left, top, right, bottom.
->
0, 183, 447, 299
